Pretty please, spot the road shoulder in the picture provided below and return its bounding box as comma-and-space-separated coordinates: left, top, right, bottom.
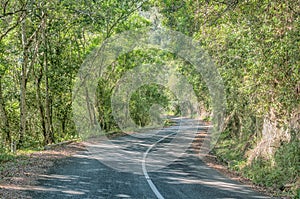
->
0, 142, 86, 199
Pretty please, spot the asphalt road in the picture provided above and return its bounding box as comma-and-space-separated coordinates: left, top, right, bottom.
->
28, 118, 271, 199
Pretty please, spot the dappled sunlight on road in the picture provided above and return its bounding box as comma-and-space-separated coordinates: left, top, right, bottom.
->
22, 118, 271, 199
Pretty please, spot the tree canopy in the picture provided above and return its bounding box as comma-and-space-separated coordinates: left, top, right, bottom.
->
0, 0, 299, 197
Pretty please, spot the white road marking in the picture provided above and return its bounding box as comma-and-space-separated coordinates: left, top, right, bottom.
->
142, 132, 176, 199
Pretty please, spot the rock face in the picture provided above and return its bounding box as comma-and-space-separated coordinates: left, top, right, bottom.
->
291, 105, 300, 131
246, 107, 299, 164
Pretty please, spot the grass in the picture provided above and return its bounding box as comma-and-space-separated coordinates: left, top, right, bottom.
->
0, 153, 16, 163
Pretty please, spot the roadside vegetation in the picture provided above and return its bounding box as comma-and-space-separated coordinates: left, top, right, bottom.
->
0, 0, 299, 198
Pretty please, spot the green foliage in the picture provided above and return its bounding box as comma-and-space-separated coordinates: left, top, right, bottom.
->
129, 84, 172, 127
154, 1, 299, 197
214, 133, 244, 164
214, 133, 299, 197
243, 136, 299, 196
0, 152, 16, 163
0, 0, 299, 197
0, 0, 149, 149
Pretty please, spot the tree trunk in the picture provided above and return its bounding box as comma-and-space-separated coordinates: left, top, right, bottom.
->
44, 64, 54, 144
0, 78, 11, 145
35, 68, 47, 145
18, 17, 28, 149
43, 17, 54, 145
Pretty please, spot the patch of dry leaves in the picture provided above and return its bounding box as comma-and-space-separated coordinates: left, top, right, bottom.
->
0, 142, 86, 199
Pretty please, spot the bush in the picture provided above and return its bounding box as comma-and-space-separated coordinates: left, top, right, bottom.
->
243, 136, 299, 198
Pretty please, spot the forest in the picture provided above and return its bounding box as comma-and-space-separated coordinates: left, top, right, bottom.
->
0, 0, 299, 197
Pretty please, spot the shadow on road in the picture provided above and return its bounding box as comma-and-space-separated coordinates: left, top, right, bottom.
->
22, 118, 271, 199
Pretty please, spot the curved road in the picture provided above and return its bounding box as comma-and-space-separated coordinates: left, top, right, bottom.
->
28, 118, 271, 199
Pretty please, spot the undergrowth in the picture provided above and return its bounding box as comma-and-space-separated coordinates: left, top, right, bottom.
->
214, 131, 300, 198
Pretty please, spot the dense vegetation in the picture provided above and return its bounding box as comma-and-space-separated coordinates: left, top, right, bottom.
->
0, 0, 299, 197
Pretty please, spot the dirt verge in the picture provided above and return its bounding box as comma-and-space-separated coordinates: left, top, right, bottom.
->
0, 142, 86, 199
192, 127, 291, 199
